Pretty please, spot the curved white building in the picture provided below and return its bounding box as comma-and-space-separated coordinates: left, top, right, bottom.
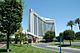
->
28, 9, 55, 38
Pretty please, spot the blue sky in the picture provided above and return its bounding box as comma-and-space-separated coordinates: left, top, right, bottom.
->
22, 0, 80, 36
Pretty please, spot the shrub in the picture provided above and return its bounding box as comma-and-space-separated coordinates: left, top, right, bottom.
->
43, 31, 55, 42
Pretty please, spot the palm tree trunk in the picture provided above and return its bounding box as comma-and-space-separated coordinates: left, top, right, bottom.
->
78, 24, 80, 30
15, 35, 18, 44
71, 25, 73, 30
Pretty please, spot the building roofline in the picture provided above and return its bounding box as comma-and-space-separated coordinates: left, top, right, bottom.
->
29, 8, 55, 23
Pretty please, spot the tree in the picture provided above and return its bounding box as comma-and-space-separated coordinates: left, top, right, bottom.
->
0, 0, 23, 52
75, 18, 80, 30
0, 33, 6, 42
59, 33, 64, 43
15, 26, 22, 44
43, 31, 55, 42
67, 20, 74, 30
56, 33, 64, 42
15, 29, 21, 44
63, 30, 75, 45
59, 32, 63, 36
55, 32, 64, 44
75, 32, 80, 40
15, 26, 27, 44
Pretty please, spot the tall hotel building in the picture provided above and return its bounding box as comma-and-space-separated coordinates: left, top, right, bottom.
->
28, 9, 55, 38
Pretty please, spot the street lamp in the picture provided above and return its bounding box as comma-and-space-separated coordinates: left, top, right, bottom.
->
60, 36, 62, 53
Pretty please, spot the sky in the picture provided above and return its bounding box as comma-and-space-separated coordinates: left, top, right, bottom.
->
22, 0, 80, 36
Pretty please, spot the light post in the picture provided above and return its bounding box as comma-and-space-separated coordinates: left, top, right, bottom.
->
60, 36, 62, 53
79, 18, 80, 30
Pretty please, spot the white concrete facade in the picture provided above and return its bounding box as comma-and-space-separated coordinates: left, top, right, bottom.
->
28, 9, 55, 38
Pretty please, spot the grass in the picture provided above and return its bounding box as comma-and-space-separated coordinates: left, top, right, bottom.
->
64, 40, 80, 42
70, 45, 80, 49
50, 43, 59, 46
50, 43, 80, 49
0, 44, 58, 53
73, 40, 80, 42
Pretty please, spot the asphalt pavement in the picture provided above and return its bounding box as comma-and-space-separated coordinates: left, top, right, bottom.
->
33, 42, 80, 53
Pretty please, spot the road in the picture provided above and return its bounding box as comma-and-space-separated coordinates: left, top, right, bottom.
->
33, 43, 80, 53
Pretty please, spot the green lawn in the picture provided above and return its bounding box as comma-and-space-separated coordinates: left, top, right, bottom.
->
0, 44, 58, 53
70, 45, 80, 49
73, 40, 80, 42
50, 43, 80, 49
64, 40, 80, 42
50, 43, 59, 46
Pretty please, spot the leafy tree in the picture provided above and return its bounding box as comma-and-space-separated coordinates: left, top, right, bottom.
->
56, 33, 64, 44
59, 32, 63, 36
63, 30, 75, 45
43, 31, 55, 42
0, 0, 23, 52
75, 18, 80, 30
15, 26, 22, 44
59, 33, 64, 42
21, 32, 27, 44
67, 20, 74, 30
0, 33, 6, 42
75, 32, 80, 40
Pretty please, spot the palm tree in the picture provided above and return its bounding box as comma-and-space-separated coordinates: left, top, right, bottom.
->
15, 26, 23, 44
75, 18, 80, 30
67, 20, 74, 30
